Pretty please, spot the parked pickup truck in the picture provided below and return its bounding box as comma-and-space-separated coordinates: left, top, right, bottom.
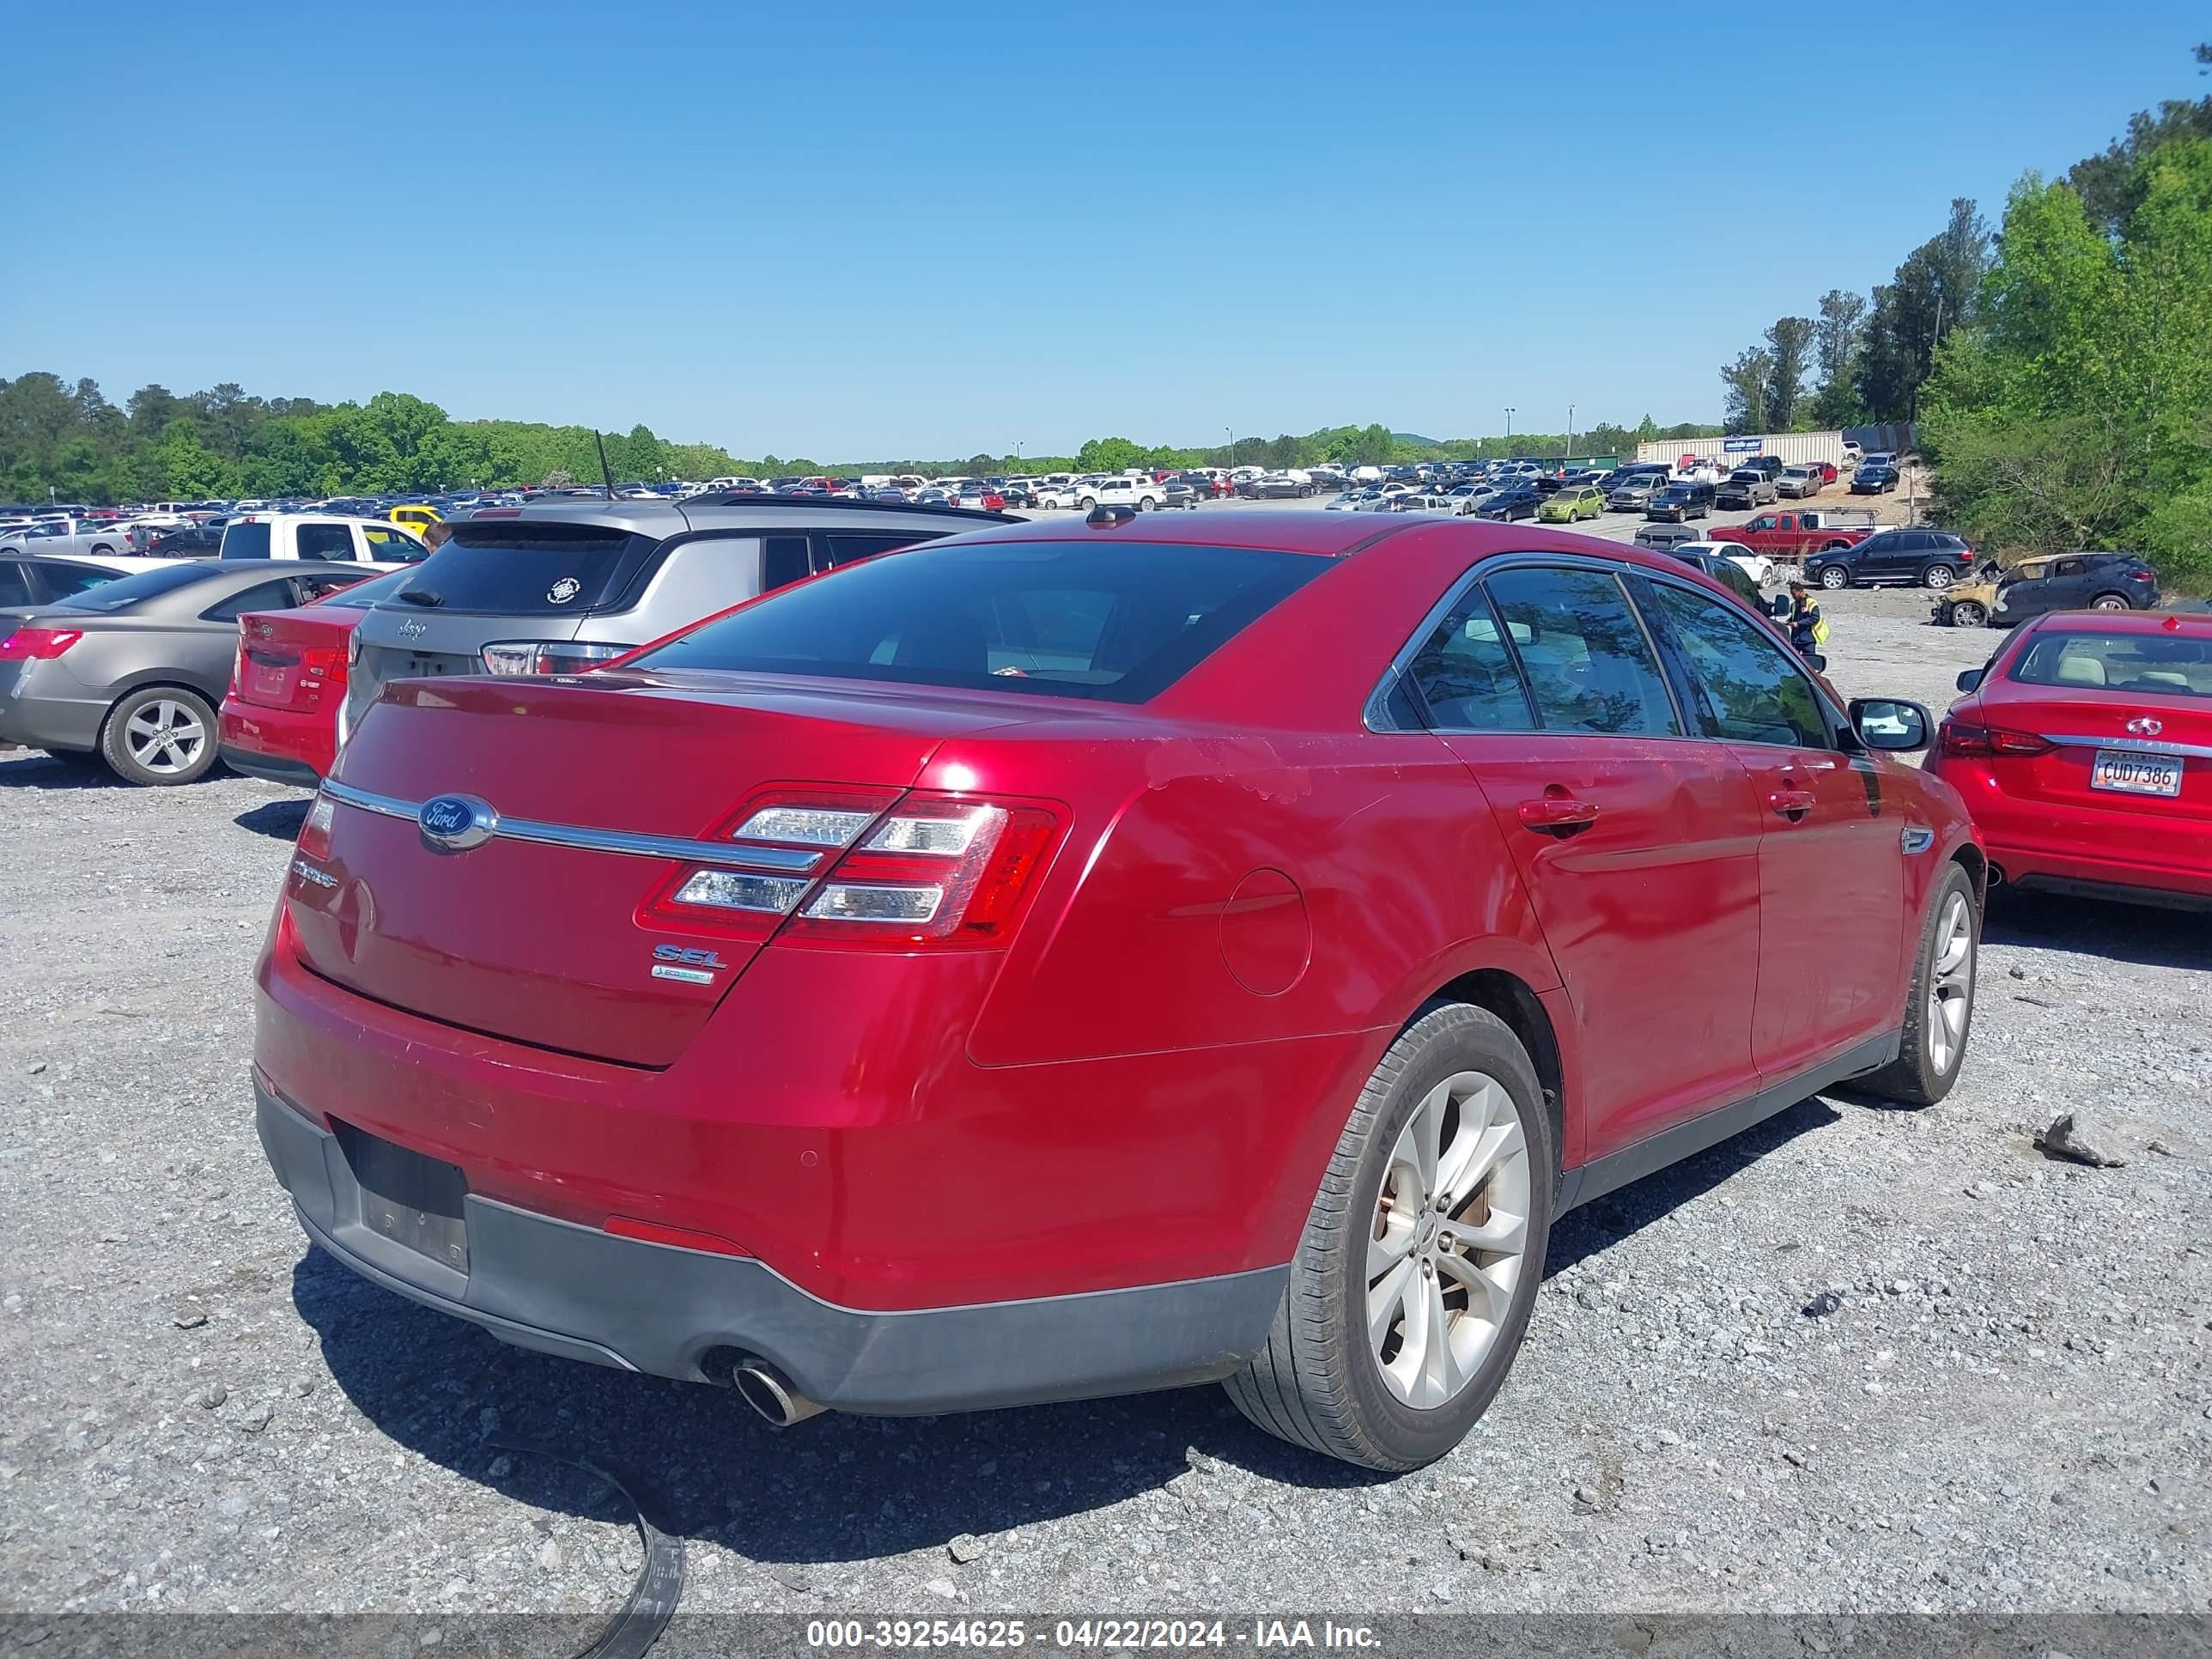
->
218, 514, 428, 568
1706, 508, 1879, 562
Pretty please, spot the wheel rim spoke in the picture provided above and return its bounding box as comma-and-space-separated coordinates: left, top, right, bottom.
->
1366, 1065, 1533, 1411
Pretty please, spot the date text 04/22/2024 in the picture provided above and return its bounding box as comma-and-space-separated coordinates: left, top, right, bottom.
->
803, 1620, 1383, 1650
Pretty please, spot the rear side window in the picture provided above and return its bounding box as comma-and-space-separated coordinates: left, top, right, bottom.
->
1402, 590, 1537, 732
0, 565, 28, 607
220, 521, 271, 560
386, 523, 661, 614
295, 524, 356, 561
201, 580, 302, 623
1483, 568, 1681, 737
637, 540, 1327, 703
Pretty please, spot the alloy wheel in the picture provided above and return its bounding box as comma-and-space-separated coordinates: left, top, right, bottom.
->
125, 698, 207, 775
1366, 1071, 1529, 1409
2092, 595, 2128, 611
1927, 892, 1974, 1073
1820, 566, 1849, 589
1923, 564, 1955, 589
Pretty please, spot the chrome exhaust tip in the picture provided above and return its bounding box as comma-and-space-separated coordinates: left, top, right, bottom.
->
733, 1360, 825, 1429
1987, 864, 2006, 887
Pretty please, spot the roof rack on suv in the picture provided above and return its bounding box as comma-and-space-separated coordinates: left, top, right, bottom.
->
685, 492, 1020, 524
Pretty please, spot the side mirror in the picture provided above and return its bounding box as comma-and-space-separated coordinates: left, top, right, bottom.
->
1850, 697, 1930, 752
1954, 668, 1984, 692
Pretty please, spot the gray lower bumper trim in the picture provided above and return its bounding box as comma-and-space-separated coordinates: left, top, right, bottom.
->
255, 1081, 1286, 1413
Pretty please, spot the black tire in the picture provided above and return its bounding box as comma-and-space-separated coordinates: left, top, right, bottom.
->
1078, 497, 1097, 510
2090, 592, 2130, 611
100, 685, 219, 787
1948, 600, 1988, 627
1224, 1002, 1554, 1472
1856, 863, 1978, 1107
1137, 497, 1156, 512
1817, 564, 1850, 590
1921, 562, 1958, 589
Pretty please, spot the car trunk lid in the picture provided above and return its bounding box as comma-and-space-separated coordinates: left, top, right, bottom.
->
287, 672, 1030, 1066
1979, 692, 2212, 825
234, 607, 358, 712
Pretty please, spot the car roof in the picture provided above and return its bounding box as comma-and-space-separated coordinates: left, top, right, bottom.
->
921, 507, 1744, 587
489, 495, 1018, 536
2025, 608, 2208, 637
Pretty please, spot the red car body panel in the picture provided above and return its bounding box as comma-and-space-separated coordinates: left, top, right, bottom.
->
1928, 610, 2212, 904
218, 602, 365, 781
252, 511, 1979, 1404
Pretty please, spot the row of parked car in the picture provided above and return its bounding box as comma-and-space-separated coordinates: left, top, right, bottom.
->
8, 486, 2204, 1480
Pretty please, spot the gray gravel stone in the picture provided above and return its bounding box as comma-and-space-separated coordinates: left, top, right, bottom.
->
2037, 1110, 2130, 1168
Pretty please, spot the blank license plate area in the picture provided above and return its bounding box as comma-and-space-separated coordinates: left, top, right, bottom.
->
2091, 750, 2183, 798
333, 1121, 470, 1273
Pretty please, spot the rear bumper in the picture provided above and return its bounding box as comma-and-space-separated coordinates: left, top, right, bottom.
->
256, 1079, 1285, 1412
1930, 760, 2212, 902
222, 745, 321, 787
0, 667, 105, 753
218, 701, 331, 783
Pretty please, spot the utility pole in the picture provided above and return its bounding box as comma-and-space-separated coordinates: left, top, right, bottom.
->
1224, 426, 1236, 471
1567, 404, 1576, 465
1504, 408, 1515, 457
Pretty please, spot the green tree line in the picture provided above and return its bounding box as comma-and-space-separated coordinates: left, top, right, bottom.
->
0, 379, 750, 505
1718, 41, 2212, 583
0, 379, 1718, 507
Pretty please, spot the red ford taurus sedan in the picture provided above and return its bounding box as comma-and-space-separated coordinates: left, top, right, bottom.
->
1929, 608, 2210, 910
253, 510, 1984, 1469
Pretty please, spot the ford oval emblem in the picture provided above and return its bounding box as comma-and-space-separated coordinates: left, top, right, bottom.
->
418, 793, 497, 852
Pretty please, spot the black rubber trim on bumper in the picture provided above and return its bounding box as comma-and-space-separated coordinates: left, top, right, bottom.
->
220, 745, 321, 787
2003, 872, 2212, 915
255, 1080, 1287, 1414
1555, 1027, 1901, 1212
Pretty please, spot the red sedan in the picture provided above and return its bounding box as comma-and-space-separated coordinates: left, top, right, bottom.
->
218, 570, 407, 785
252, 512, 1983, 1469
1929, 609, 2210, 909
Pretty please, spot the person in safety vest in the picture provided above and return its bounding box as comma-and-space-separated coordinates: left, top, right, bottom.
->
1783, 578, 1828, 659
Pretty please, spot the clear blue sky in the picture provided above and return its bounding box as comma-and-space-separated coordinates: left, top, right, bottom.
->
6, 2, 2203, 459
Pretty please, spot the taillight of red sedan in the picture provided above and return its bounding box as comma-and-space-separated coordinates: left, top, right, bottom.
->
1938, 720, 2055, 757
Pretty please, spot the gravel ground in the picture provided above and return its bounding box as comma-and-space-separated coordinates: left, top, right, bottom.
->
2, 574, 2208, 1628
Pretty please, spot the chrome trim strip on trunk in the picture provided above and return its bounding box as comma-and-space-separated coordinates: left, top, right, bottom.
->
318, 779, 825, 873
2043, 733, 2212, 762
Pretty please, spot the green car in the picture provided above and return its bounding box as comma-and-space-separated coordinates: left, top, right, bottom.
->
1537, 485, 1605, 524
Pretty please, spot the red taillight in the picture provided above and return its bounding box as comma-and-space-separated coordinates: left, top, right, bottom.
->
785, 792, 1063, 949
2127, 570, 2155, 582
1940, 720, 2053, 758
636, 786, 905, 942
296, 792, 336, 861
0, 627, 83, 660
638, 786, 1065, 951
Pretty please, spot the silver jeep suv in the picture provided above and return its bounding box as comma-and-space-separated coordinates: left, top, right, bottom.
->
343, 494, 1012, 742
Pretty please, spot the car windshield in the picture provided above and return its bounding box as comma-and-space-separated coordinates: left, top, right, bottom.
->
2008, 630, 2212, 697
54, 562, 226, 611
636, 539, 1328, 703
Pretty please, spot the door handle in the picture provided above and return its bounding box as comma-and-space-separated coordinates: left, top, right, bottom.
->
1768, 787, 1815, 821
1518, 796, 1600, 836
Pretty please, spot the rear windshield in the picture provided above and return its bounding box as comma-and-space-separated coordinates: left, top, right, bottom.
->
2009, 630, 2212, 698
55, 562, 224, 611
636, 539, 1328, 703
220, 521, 271, 560
382, 522, 662, 615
